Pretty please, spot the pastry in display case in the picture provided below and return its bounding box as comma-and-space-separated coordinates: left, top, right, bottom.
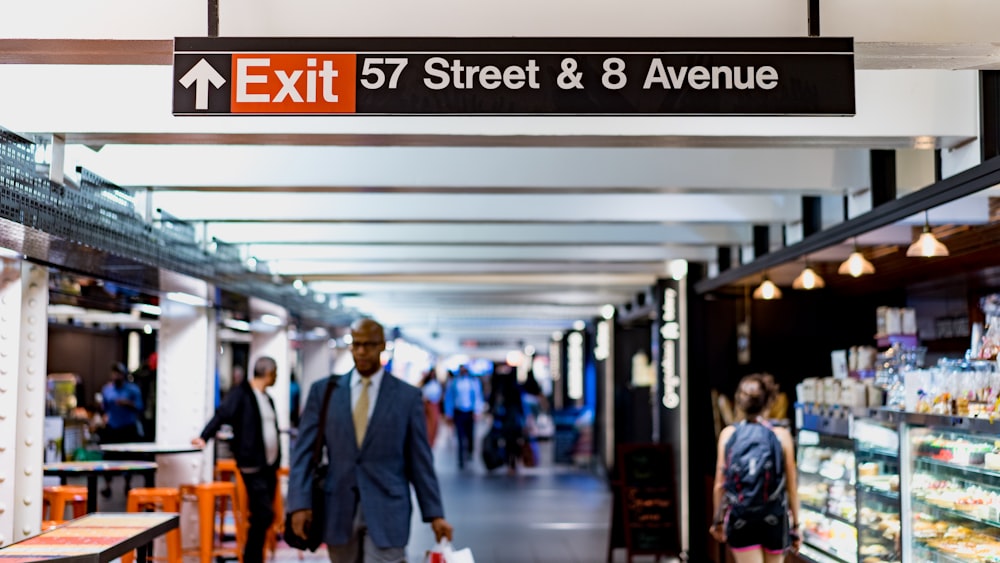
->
798, 427, 859, 563
854, 417, 901, 563
904, 415, 1000, 562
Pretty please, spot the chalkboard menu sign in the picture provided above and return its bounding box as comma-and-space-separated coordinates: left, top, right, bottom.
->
614, 444, 679, 560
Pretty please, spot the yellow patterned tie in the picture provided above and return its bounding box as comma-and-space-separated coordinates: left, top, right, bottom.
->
353, 378, 371, 446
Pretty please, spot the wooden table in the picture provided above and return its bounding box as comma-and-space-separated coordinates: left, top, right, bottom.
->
43, 462, 157, 514
0, 512, 177, 563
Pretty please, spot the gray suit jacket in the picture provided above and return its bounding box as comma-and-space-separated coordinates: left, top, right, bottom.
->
288, 372, 444, 548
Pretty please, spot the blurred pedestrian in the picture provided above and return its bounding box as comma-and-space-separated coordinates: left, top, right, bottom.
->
488, 367, 526, 474
99, 362, 144, 497
421, 368, 443, 447
444, 365, 483, 469
192, 356, 281, 563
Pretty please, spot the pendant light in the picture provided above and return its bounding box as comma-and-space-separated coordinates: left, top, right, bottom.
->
752, 273, 782, 300
792, 260, 826, 290
838, 239, 875, 277
906, 210, 950, 257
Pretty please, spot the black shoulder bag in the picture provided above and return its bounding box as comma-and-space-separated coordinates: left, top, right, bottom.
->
284, 376, 338, 552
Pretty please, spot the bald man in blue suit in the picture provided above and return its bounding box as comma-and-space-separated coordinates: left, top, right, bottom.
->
289, 318, 453, 563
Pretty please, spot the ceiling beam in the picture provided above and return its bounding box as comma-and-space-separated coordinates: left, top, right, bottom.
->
1, 39, 998, 71
208, 222, 751, 246
150, 192, 798, 223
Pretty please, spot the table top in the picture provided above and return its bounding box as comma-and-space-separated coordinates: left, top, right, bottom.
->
0, 512, 177, 563
99, 443, 201, 455
42, 461, 157, 474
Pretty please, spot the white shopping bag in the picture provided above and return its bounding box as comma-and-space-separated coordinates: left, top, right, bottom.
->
426, 539, 475, 563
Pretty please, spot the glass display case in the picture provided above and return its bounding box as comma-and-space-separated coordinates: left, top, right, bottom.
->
798, 427, 859, 563
854, 417, 901, 563
903, 414, 1000, 563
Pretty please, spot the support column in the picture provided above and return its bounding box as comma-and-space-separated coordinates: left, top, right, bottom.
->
0, 258, 24, 546
870, 149, 898, 206
299, 338, 330, 407
981, 70, 1000, 161
157, 271, 214, 486
802, 196, 822, 237
158, 271, 214, 553
752, 225, 770, 259
11, 262, 49, 542
249, 298, 291, 467
715, 247, 732, 273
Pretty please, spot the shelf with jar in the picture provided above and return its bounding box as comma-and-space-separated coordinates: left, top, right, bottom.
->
855, 417, 901, 563
903, 415, 1000, 563
796, 411, 858, 563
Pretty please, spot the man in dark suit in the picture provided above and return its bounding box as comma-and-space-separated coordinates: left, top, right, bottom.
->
193, 357, 281, 563
288, 318, 453, 563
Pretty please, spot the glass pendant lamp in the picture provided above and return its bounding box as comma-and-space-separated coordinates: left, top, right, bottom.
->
906, 210, 950, 257
792, 261, 826, 290
752, 274, 782, 300
838, 240, 875, 277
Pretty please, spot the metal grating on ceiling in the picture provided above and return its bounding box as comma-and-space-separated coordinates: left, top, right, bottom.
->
0, 127, 355, 327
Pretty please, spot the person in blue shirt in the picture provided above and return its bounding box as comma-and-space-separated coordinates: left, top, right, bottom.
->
443, 365, 483, 469
99, 362, 144, 496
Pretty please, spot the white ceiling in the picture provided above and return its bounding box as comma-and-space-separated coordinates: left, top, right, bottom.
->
3, 1, 1000, 360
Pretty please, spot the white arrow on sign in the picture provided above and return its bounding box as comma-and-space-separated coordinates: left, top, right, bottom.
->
179, 58, 227, 111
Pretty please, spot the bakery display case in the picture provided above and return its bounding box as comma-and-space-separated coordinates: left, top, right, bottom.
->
903, 413, 1000, 562
854, 416, 901, 563
797, 424, 859, 563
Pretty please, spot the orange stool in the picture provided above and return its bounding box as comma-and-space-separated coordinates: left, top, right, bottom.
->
121, 488, 182, 563
214, 459, 238, 482
214, 460, 249, 543
42, 485, 88, 522
264, 467, 290, 560
180, 481, 246, 563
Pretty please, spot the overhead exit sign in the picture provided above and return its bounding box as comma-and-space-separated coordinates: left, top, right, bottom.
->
172, 37, 854, 116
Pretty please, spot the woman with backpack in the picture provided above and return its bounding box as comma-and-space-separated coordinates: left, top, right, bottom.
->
710, 373, 801, 562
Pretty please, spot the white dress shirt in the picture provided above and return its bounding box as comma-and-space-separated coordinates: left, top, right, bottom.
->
252, 387, 280, 466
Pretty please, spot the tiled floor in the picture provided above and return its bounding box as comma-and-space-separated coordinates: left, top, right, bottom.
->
275, 422, 618, 563
89, 421, 656, 563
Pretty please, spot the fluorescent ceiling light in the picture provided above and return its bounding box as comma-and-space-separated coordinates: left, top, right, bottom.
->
260, 314, 283, 326
165, 291, 210, 307
223, 318, 251, 332
134, 304, 162, 316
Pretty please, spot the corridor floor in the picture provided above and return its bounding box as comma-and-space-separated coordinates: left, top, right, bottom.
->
273, 423, 619, 563
87, 422, 652, 562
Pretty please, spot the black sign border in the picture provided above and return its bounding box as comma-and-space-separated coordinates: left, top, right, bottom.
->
173, 37, 855, 117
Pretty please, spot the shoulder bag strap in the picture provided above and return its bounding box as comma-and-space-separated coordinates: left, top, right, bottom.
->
310, 376, 339, 467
